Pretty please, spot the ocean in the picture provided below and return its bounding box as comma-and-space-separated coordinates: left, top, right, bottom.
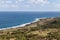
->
0, 12, 60, 29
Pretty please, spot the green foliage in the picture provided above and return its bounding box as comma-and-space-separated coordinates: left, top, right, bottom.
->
30, 27, 41, 31
0, 17, 60, 40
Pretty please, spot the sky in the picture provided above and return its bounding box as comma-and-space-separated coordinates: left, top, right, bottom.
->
0, 0, 60, 11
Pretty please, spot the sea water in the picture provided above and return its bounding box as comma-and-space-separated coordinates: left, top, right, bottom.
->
0, 12, 60, 29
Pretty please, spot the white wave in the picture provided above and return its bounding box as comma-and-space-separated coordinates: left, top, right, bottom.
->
0, 17, 47, 30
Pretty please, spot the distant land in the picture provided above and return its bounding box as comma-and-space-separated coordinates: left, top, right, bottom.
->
0, 17, 60, 40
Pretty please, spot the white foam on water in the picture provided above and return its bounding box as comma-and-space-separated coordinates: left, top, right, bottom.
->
0, 17, 47, 30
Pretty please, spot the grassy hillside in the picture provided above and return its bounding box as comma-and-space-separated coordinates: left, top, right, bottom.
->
0, 17, 60, 40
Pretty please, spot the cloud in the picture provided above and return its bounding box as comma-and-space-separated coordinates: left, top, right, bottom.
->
22, 0, 50, 8
0, 0, 60, 11
28, 0, 49, 4
53, 3, 60, 7
16, 0, 25, 4
0, 0, 19, 9
0, 0, 13, 4
18, 0, 24, 2
5, 1, 12, 4
0, 0, 51, 9
46, 2, 60, 8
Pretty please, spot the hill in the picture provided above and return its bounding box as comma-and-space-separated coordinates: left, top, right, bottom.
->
0, 17, 60, 40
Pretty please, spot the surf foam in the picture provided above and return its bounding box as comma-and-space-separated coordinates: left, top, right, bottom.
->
0, 17, 47, 30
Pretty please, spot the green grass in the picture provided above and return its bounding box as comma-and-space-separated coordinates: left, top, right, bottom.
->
0, 17, 60, 40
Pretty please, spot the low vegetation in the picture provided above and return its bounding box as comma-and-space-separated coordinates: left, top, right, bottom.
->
0, 17, 60, 40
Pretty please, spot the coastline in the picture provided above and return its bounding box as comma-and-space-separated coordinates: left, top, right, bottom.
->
0, 18, 42, 30
0, 17, 54, 30
0, 17, 60, 40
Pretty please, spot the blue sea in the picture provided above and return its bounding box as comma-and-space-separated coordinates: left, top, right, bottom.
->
0, 12, 60, 29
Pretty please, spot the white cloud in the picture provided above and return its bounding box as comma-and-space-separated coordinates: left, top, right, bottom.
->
0, 0, 13, 4
47, 2, 60, 8
5, 1, 12, 4
25, 0, 50, 8
11, 5, 19, 8
0, 0, 50, 8
0, 0, 60, 11
18, 0, 24, 2
0, 0, 19, 9
0, 4, 19, 8
16, 0, 24, 3
28, 0, 49, 4
53, 3, 60, 7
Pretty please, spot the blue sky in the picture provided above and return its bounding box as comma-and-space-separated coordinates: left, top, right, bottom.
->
0, 0, 60, 11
